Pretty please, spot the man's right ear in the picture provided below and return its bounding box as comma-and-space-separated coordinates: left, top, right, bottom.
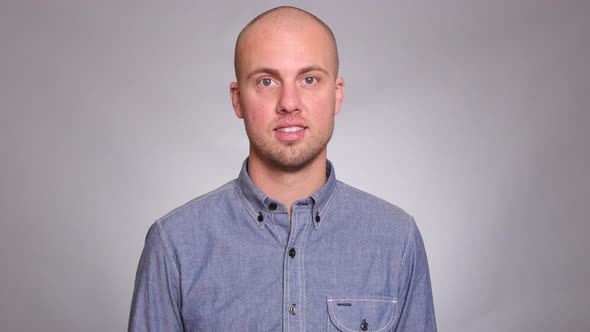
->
230, 82, 243, 119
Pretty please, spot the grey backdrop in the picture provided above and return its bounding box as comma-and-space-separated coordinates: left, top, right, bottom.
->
1, 0, 589, 331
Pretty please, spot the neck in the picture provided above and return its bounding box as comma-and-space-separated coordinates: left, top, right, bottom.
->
247, 153, 328, 215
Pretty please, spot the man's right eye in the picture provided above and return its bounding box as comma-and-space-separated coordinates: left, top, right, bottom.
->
260, 78, 273, 87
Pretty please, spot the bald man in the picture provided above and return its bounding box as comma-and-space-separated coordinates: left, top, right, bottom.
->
129, 6, 436, 332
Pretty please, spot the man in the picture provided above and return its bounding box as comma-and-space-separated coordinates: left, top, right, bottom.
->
129, 6, 436, 331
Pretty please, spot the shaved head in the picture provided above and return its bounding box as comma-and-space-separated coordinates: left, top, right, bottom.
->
234, 6, 339, 81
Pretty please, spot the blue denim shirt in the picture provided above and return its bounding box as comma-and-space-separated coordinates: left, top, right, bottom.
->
129, 160, 436, 331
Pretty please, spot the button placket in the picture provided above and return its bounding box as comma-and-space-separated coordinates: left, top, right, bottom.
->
283, 208, 313, 331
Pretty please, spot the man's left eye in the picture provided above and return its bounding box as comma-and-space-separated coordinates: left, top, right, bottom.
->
303, 77, 316, 84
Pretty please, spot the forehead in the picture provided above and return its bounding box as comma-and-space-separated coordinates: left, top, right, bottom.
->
238, 17, 336, 76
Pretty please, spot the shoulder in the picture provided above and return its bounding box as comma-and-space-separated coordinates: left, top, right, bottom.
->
335, 181, 414, 219
333, 180, 417, 233
154, 179, 238, 231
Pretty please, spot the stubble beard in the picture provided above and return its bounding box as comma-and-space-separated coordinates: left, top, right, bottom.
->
246, 121, 334, 173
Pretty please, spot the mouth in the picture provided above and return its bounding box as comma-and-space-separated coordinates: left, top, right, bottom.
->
276, 126, 305, 133
274, 125, 308, 141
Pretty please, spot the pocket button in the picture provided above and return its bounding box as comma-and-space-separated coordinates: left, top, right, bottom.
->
360, 319, 369, 331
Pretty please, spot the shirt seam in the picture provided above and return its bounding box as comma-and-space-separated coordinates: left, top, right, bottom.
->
335, 181, 413, 217
158, 180, 237, 225
320, 182, 338, 216
269, 213, 286, 246
154, 220, 181, 303
327, 299, 396, 332
399, 217, 417, 269
299, 211, 312, 332
313, 180, 339, 229
235, 182, 261, 224
286, 211, 298, 332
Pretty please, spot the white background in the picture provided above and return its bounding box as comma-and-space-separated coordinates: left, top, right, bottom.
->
1, 0, 589, 331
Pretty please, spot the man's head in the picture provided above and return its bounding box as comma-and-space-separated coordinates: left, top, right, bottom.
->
230, 6, 344, 172
233, 7, 339, 81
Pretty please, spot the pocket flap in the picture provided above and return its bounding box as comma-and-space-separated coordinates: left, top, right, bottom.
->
327, 296, 397, 332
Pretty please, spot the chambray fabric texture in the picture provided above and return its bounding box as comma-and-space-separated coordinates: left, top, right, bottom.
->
129, 159, 436, 331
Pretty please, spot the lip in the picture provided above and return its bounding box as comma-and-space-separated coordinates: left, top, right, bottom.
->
274, 122, 308, 142
274, 121, 307, 131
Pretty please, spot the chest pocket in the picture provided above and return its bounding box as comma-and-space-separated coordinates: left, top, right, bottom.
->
327, 296, 397, 332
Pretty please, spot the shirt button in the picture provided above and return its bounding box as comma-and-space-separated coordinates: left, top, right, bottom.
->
269, 202, 277, 210
288, 248, 296, 258
288, 304, 297, 315
360, 319, 369, 331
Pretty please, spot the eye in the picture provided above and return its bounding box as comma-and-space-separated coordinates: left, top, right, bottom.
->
303, 77, 317, 84
259, 78, 274, 87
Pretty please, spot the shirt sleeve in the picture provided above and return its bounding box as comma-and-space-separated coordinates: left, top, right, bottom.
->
128, 222, 183, 331
395, 218, 437, 331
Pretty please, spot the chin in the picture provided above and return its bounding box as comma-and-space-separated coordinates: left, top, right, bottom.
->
268, 150, 325, 172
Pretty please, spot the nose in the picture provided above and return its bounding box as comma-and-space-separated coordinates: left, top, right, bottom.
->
277, 83, 302, 114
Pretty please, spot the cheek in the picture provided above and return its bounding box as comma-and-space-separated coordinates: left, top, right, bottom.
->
302, 91, 336, 118
246, 89, 278, 108
241, 95, 276, 127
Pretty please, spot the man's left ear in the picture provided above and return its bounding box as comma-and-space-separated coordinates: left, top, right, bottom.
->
334, 77, 345, 115
230, 82, 243, 119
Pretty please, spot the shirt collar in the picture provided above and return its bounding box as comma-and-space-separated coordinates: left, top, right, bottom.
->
236, 158, 337, 230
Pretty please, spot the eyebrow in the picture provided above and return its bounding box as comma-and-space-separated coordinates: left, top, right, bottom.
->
246, 67, 280, 80
297, 66, 330, 76
246, 65, 330, 80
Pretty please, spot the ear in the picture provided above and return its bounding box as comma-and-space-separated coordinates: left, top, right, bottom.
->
334, 77, 345, 115
230, 82, 243, 119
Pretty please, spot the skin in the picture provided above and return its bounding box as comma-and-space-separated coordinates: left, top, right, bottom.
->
230, 8, 344, 213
